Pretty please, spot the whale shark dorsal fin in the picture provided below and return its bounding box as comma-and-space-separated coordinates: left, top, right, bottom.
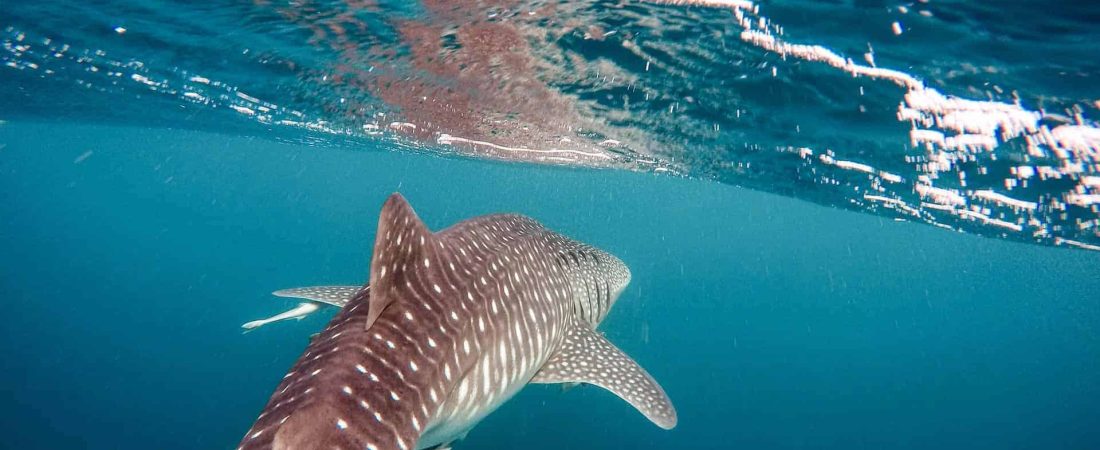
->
272, 285, 363, 307
531, 324, 678, 430
366, 193, 436, 330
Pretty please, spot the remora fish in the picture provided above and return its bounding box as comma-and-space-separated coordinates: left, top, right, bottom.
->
240, 193, 675, 450
241, 287, 360, 331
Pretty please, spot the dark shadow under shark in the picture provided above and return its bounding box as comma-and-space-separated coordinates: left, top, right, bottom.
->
239, 193, 675, 450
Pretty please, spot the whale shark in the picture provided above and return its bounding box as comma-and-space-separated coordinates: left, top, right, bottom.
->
239, 193, 675, 450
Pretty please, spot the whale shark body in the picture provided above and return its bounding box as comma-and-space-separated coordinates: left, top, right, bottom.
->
239, 194, 675, 450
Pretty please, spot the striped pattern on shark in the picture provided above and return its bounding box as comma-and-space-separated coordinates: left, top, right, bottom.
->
239, 193, 675, 450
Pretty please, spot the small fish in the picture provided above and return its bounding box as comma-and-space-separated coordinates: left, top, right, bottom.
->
241, 286, 360, 331
239, 193, 675, 450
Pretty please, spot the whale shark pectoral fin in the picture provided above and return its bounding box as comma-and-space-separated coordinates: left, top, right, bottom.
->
423, 432, 468, 450
531, 324, 678, 430
272, 285, 364, 308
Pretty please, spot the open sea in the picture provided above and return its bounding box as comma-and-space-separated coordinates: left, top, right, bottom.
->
2, 1, 1099, 449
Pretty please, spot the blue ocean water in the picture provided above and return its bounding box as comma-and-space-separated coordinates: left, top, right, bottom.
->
4, 0, 1100, 248
3, 0, 1100, 448
1, 123, 1098, 449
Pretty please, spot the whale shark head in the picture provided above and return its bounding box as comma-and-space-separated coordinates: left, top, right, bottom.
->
554, 245, 633, 329
239, 193, 675, 450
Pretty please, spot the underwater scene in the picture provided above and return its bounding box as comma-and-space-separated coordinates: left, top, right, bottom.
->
2, 1, 1098, 449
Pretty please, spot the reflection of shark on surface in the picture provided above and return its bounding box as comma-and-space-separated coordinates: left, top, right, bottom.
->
239, 193, 675, 450
241, 286, 360, 330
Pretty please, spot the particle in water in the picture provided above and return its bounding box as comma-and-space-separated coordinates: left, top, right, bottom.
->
114, 27, 127, 34
73, 150, 93, 164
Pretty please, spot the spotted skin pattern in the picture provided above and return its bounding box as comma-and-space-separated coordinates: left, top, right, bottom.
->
530, 325, 677, 429
239, 193, 675, 450
273, 286, 362, 307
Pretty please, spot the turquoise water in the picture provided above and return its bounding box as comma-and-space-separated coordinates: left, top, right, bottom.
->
3, 1, 1100, 448
2, 123, 1098, 449
4, 1, 1099, 248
